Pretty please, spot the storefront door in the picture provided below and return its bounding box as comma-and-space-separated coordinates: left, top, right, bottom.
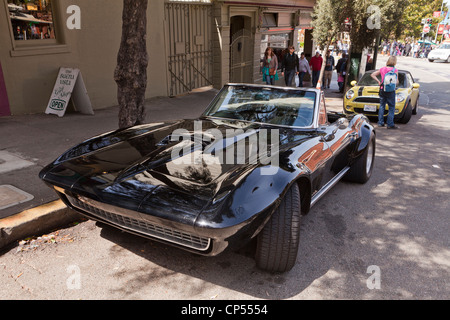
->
230, 28, 254, 83
0, 62, 11, 117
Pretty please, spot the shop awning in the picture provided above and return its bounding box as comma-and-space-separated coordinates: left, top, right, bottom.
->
418, 40, 437, 45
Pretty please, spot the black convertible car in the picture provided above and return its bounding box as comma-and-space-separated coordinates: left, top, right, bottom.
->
40, 84, 376, 273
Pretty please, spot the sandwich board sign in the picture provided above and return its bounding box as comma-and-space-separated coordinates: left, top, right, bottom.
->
46, 67, 94, 117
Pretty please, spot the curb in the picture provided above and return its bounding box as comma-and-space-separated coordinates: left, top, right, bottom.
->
0, 200, 83, 250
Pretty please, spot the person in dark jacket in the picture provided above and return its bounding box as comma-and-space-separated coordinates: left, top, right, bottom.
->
324, 50, 335, 89
281, 46, 299, 87
335, 53, 348, 93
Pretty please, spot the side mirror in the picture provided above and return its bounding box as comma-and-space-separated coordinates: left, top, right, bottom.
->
350, 80, 357, 87
337, 118, 349, 130
413, 83, 420, 89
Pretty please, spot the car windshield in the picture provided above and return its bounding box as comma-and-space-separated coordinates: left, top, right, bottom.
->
438, 44, 450, 49
204, 86, 316, 127
358, 72, 407, 88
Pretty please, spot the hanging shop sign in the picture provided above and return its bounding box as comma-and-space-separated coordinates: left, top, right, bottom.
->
46, 67, 93, 117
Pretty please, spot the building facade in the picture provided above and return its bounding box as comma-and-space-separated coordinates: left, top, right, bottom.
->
0, 0, 315, 116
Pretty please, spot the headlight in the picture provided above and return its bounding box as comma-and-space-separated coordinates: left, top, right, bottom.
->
396, 93, 406, 103
346, 89, 355, 100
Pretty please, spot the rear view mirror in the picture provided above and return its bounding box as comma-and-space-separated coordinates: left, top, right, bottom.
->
413, 83, 420, 89
350, 80, 357, 87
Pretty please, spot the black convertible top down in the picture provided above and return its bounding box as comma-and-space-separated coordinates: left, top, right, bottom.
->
40, 84, 375, 273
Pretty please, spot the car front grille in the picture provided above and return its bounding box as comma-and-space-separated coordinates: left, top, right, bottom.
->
67, 195, 211, 252
354, 97, 380, 104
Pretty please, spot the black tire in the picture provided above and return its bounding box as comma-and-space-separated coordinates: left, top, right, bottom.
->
398, 103, 412, 124
412, 97, 419, 115
255, 183, 301, 273
428, 59, 434, 63
345, 132, 375, 184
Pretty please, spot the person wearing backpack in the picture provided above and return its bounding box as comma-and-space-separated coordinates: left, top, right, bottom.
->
371, 56, 399, 129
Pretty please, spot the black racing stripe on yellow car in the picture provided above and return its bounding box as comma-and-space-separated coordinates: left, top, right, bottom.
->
358, 87, 364, 96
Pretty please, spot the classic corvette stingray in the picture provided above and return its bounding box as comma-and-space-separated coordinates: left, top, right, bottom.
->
39, 84, 376, 273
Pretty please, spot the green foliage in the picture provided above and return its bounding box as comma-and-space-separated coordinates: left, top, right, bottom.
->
402, 0, 446, 39
311, 0, 409, 51
311, 0, 350, 47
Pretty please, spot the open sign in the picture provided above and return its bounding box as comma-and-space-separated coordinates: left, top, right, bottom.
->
45, 67, 93, 117
49, 99, 66, 111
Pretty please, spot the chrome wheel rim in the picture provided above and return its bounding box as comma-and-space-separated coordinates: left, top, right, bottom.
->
366, 141, 374, 175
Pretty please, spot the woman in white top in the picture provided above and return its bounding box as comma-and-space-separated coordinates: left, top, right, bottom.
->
297, 52, 311, 87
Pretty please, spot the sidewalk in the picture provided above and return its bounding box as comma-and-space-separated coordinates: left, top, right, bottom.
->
0, 82, 344, 250
0, 88, 218, 249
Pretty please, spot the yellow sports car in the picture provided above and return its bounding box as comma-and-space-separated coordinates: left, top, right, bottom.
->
343, 70, 420, 124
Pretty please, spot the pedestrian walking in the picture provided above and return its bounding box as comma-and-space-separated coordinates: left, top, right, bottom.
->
281, 45, 299, 87
324, 50, 335, 89
297, 52, 311, 87
366, 57, 373, 71
382, 42, 388, 55
335, 53, 347, 93
405, 42, 411, 57
261, 47, 279, 85
309, 51, 323, 88
412, 42, 419, 58
371, 56, 399, 129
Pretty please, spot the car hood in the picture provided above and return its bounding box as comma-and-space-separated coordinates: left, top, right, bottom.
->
349, 86, 408, 97
430, 49, 450, 55
40, 118, 314, 204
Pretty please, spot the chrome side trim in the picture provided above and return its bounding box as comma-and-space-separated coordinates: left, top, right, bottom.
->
310, 166, 350, 207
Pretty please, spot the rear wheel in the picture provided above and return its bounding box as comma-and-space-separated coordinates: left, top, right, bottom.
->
345, 132, 375, 184
255, 183, 301, 273
428, 59, 434, 63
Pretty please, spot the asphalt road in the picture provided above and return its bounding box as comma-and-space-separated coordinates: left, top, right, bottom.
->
0, 55, 449, 300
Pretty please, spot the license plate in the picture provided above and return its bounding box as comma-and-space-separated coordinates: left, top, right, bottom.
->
364, 105, 377, 112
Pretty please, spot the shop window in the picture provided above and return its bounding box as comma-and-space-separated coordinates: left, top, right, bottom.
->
262, 13, 277, 28
8, 0, 56, 41
260, 33, 290, 69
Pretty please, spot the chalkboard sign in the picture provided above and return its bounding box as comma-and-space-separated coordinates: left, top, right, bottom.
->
46, 67, 93, 117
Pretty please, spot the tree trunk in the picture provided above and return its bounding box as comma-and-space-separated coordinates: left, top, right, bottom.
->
114, 0, 149, 129
316, 37, 333, 90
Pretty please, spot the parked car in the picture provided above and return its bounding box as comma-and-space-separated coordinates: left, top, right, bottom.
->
428, 42, 450, 63
344, 70, 420, 124
40, 84, 376, 273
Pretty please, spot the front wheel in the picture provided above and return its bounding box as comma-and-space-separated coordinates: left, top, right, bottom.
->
255, 183, 301, 273
345, 132, 375, 184
428, 59, 434, 63
398, 103, 412, 124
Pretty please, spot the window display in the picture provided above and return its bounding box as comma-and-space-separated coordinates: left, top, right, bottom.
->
8, 0, 55, 41
260, 33, 291, 70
